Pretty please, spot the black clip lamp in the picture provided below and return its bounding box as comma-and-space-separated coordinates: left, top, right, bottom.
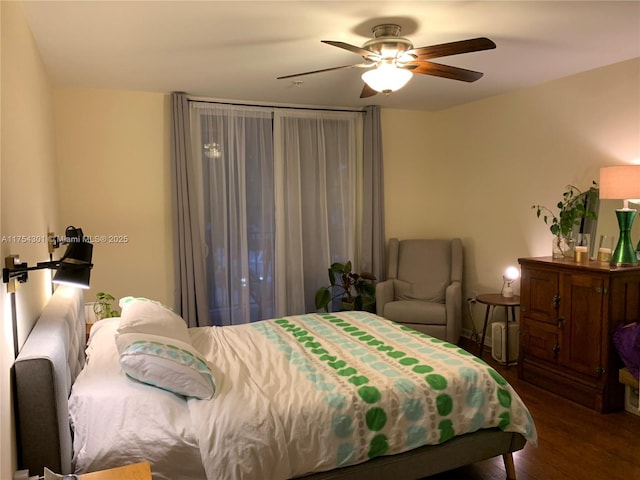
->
3, 226, 93, 290
3, 226, 93, 358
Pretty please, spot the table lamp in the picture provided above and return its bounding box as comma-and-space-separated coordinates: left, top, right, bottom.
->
599, 165, 640, 266
501, 266, 520, 298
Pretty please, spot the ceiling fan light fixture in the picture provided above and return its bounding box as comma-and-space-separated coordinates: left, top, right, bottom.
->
278, 24, 495, 99
362, 63, 413, 93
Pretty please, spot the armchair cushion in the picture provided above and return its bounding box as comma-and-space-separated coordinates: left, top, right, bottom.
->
384, 300, 446, 326
393, 279, 447, 303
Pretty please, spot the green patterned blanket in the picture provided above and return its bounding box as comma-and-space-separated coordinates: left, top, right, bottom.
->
188, 311, 537, 480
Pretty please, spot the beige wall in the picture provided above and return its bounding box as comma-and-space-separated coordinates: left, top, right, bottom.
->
1, 2, 60, 477
381, 57, 640, 334
54, 88, 174, 308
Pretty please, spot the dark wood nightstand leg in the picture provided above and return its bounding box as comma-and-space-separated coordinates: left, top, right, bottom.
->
479, 305, 491, 359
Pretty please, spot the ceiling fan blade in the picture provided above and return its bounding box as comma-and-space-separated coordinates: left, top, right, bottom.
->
412, 37, 496, 60
407, 61, 484, 82
360, 83, 378, 98
277, 63, 368, 80
322, 40, 376, 58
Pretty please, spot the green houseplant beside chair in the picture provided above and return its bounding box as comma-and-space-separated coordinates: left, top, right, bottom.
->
315, 261, 376, 312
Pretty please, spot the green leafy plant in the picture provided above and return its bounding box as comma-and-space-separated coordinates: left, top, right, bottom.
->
532, 182, 599, 239
314, 261, 376, 312
93, 292, 120, 320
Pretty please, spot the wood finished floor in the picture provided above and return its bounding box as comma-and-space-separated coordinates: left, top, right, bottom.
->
420, 339, 640, 480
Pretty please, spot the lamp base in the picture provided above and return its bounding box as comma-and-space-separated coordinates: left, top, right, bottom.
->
610, 209, 638, 267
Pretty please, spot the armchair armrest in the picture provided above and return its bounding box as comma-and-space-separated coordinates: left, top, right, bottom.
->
376, 280, 395, 317
445, 281, 462, 344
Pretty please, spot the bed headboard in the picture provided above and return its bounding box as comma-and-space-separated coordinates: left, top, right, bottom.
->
13, 285, 86, 476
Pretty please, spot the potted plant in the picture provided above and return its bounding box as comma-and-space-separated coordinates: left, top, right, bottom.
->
314, 261, 376, 312
93, 291, 120, 320
532, 181, 598, 258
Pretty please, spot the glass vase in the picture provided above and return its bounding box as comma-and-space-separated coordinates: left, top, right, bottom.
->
552, 235, 575, 259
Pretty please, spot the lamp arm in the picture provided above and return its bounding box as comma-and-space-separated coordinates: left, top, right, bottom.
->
2, 261, 60, 284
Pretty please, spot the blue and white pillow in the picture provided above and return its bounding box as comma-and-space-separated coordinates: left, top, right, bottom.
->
116, 332, 216, 400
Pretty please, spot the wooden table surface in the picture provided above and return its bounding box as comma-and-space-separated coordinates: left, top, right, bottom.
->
475, 293, 520, 307
80, 462, 151, 480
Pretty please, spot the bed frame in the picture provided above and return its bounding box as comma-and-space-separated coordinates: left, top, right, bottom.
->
13, 285, 86, 476
13, 286, 527, 479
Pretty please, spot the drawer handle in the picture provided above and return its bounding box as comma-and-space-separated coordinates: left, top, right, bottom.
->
552, 295, 561, 309
557, 316, 566, 328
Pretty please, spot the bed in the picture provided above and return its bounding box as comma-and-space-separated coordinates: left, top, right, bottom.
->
13, 286, 536, 479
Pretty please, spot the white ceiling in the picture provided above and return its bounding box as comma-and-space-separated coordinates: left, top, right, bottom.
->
21, 1, 640, 111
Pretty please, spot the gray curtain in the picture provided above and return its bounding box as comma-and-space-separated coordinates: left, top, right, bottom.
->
361, 105, 386, 282
170, 92, 209, 326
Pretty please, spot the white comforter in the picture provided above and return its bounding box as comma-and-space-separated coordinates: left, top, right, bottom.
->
188, 312, 537, 480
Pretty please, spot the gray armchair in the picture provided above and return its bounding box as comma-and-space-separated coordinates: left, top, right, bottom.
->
376, 238, 463, 344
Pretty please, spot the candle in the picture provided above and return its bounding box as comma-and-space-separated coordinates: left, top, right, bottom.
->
597, 247, 612, 262
574, 246, 588, 263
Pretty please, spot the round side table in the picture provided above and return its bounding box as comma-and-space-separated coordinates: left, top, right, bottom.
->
476, 293, 520, 367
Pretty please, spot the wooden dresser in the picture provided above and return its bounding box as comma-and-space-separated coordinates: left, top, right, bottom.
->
518, 256, 640, 412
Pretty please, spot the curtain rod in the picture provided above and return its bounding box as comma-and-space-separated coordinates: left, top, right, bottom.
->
187, 96, 367, 114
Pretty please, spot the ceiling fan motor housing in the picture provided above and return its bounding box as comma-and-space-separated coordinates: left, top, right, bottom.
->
362, 24, 414, 60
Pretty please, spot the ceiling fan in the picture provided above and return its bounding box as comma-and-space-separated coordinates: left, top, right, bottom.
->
278, 24, 496, 98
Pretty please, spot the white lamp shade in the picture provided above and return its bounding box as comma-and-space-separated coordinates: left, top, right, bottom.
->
362, 64, 413, 93
599, 165, 640, 201
504, 266, 520, 282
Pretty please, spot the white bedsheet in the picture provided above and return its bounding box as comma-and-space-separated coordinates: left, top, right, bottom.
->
188, 312, 537, 480
68, 319, 206, 480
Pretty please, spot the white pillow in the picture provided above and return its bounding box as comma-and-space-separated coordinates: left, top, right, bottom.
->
118, 296, 190, 344
116, 332, 216, 399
